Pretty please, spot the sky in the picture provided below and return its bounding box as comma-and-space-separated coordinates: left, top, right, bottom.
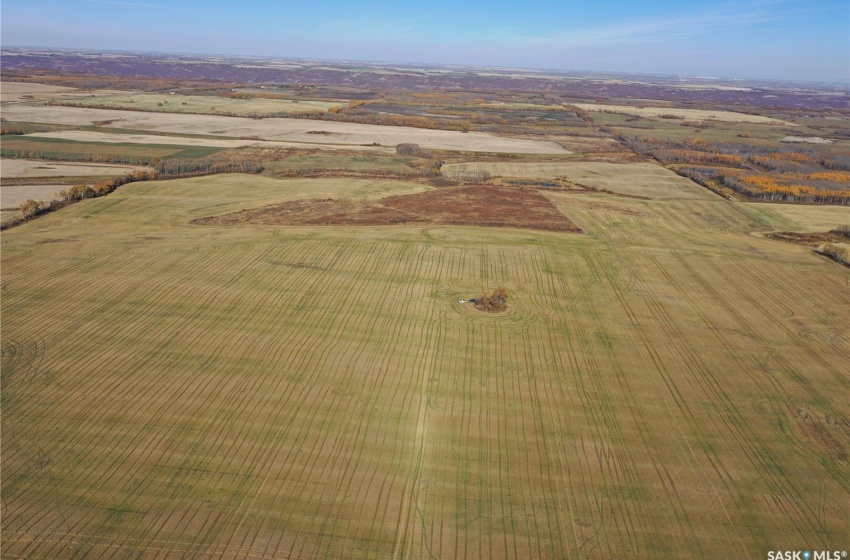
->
1, 0, 848, 83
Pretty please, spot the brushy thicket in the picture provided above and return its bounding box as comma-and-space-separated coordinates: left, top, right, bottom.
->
817, 243, 850, 266
395, 144, 442, 177
621, 136, 850, 204
474, 288, 509, 312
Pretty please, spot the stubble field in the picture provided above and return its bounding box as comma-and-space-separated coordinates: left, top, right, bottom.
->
1, 105, 569, 154
572, 103, 791, 124
0, 159, 152, 179
2, 174, 847, 559
441, 161, 717, 199
56, 93, 342, 116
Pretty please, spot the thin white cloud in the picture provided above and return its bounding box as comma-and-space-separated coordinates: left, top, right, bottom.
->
84, 0, 177, 8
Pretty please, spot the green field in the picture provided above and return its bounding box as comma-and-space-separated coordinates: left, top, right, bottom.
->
1, 136, 223, 162
2, 174, 847, 559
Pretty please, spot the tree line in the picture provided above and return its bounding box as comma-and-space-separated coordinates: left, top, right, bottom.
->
621, 135, 850, 204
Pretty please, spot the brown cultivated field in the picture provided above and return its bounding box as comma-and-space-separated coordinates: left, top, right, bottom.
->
2, 174, 847, 559
193, 185, 582, 232
1, 104, 569, 154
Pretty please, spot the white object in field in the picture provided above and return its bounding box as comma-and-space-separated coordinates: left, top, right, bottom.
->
458, 299, 467, 304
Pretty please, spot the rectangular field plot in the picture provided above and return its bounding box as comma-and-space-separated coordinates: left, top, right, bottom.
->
56, 92, 342, 116
573, 103, 790, 124
1, 184, 70, 210
442, 161, 716, 199
1, 105, 570, 154
1, 176, 847, 559
0, 158, 151, 179
0, 136, 223, 163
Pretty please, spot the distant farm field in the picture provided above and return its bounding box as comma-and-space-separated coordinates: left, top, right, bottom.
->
442, 161, 716, 199
57, 92, 342, 116
574, 103, 790, 124
2, 175, 847, 559
0, 184, 68, 210
0, 158, 151, 179
23, 130, 278, 148
750, 202, 850, 232
1, 81, 79, 103
1, 105, 570, 154
1, 136, 223, 162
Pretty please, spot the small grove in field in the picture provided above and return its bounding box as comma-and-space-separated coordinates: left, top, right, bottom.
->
472, 288, 509, 312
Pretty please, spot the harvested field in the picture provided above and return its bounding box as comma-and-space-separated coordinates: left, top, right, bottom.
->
23, 130, 281, 148
1, 81, 131, 104
0, 184, 67, 210
1, 105, 570, 154
0, 81, 79, 102
58, 92, 341, 116
574, 103, 791, 124
0, 158, 151, 179
442, 161, 716, 199
1, 136, 222, 162
747, 202, 850, 232
1, 81, 79, 94
2, 175, 847, 559
0, 209, 19, 224
193, 185, 582, 232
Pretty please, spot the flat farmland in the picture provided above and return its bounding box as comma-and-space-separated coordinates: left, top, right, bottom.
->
573, 103, 791, 124
0, 159, 152, 179
1, 82, 79, 103
442, 161, 716, 199
1, 104, 570, 154
21, 130, 276, 148
1, 184, 74, 211
1, 136, 223, 162
23, 130, 399, 153
748, 202, 850, 232
58, 92, 342, 116
2, 175, 847, 559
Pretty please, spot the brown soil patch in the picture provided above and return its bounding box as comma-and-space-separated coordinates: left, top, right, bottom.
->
193, 185, 582, 233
